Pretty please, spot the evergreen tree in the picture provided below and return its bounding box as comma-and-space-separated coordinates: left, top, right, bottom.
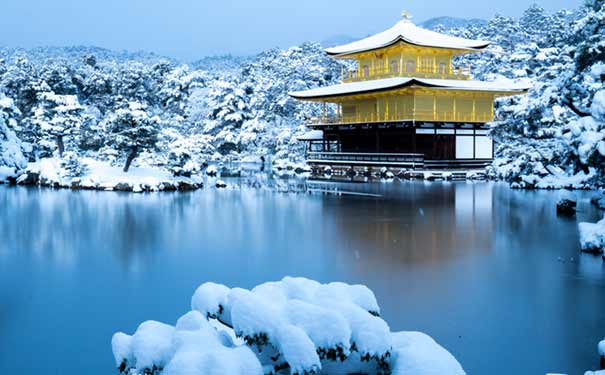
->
0, 94, 27, 171
31, 92, 84, 157
105, 102, 160, 172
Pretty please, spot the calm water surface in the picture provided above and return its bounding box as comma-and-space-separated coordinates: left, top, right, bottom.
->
1, 179, 604, 375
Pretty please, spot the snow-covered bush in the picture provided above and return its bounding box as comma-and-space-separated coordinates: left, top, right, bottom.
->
60, 151, 87, 178
112, 277, 466, 375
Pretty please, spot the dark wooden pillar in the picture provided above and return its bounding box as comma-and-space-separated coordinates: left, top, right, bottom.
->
375, 128, 380, 152
412, 127, 417, 153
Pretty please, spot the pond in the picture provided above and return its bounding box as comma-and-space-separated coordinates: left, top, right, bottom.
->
0, 179, 604, 375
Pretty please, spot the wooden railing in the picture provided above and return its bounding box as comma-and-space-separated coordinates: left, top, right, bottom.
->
307, 152, 425, 168
310, 110, 493, 125
341, 66, 471, 83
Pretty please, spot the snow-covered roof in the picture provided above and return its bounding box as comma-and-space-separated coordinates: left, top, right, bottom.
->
289, 77, 530, 100
296, 130, 323, 141
325, 19, 490, 56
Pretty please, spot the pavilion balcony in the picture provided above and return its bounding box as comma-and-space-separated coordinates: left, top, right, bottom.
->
307, 151, 425, 168
341, 66, 471, 83
309, 110, 494, 126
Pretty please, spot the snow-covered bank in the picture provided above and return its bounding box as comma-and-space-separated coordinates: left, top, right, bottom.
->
579, 216, 605, 254
112, 277, 466, 375
11, 157, 203, 192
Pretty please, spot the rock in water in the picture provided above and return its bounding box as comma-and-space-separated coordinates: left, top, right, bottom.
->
556, 198, 577, 217
114, 182, 133, 192
591, 196, 605, 210
215, 180, 227, 188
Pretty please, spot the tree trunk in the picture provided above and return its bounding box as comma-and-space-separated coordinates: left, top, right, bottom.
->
56, 135, 65, 157
123, 146, 138, 173
563, 98, 590, 117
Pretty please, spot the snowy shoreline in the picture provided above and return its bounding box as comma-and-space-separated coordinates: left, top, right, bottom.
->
3, 157, 204, 192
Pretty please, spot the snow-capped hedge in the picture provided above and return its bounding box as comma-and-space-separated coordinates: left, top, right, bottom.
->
112, 277, 466, 375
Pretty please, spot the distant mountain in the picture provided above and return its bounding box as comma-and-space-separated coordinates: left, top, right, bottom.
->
420, 16, 487, 30
0, 45, 176, 65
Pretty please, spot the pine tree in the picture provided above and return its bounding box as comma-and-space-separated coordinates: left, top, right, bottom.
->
31, 92, 84, 157
105, 102, 161, 172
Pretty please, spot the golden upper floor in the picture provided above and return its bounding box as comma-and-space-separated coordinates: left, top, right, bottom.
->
340, 43, 472, 83
326, 15, 489, 83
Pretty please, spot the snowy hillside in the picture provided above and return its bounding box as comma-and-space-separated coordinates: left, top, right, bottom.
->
0, 42, 342, 188
442, 1, 605, 188
1, 1, 605, 189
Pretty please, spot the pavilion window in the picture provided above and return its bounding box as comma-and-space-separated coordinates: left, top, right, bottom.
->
406, 60, 415, 73
390, 60, 398, 74
438, 63, 447, 74
362, 65, 370, 77
421, 57, 433, 73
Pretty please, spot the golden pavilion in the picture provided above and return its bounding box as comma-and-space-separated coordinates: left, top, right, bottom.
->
290, 12, 529, 169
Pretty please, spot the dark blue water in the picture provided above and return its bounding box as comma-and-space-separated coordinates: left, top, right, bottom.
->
0, 181, 604, 375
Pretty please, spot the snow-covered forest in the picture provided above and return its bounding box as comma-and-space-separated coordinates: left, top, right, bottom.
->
1, 1, 605, 190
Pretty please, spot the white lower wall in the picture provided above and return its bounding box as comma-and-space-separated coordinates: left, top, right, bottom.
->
475, 136, 493, 159
455, 136, 474, 159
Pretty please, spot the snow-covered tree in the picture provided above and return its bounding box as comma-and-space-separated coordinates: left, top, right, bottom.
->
0, 94, 28, 174
104, 102, 161, 172
60, 150, 87, 177
31, 92, 84, 157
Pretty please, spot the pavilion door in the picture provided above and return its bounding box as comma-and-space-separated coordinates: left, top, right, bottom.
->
433, 135, 455, 160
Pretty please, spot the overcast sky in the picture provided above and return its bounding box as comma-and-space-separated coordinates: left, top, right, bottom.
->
0, 0, 582, 61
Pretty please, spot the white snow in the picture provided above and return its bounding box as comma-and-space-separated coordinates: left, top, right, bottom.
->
578, 216, 605, 253
129, 320, 175, 371
191, 282, 231, 319
0, 166, 15, 181
191, 277, 391, 373
19, 157, 202, 191
592, 90, 605, 121
325, 19, 490, 56
391, 331, 466, 375
113, 313, 263, 375
297, 130, 324, 141
290, 76, 530, 100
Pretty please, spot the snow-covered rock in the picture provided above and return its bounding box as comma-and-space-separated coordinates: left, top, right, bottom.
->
578, 216, 605, 253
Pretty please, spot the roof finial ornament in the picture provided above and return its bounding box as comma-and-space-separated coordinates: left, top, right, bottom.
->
401, 10, 413, 22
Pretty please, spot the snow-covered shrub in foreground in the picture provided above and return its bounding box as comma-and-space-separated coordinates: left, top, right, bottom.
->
112, 277, 466, 375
